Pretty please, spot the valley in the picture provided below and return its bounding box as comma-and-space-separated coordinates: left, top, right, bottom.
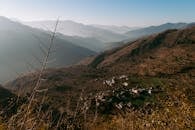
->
0, 25, 194, 129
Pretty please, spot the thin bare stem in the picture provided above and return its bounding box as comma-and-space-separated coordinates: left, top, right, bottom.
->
19, 18, 59, 130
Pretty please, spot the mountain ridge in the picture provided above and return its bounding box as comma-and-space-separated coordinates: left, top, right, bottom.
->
24, 20, 128, 43
0, 16, 96, 83
2, 26, 195, 129
125, 22, 189, 39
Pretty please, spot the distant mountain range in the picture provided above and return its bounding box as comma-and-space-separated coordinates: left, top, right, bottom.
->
56, 34, 106, 52
25, 20, 194, 51
125, 22, 189, 40
0, 16, 194, 83
24, 20, 128, 43
0, 16, 95, 83
91, 24, 139, 34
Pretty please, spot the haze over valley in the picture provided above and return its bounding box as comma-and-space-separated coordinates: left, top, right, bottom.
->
0, 0, 194, 129
1, 16, 194, 83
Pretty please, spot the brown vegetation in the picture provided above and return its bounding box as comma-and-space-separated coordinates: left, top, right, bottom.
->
1, 26, 195, 129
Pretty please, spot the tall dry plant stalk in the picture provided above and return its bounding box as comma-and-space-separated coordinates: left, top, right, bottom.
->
18, 18, 60, 130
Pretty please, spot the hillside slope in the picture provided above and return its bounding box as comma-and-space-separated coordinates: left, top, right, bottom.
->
4, 26, 195, 129
0, 17, 95, 83
91, 26, 195, 70
0, 85, 21, 119
0, 85, 14, 101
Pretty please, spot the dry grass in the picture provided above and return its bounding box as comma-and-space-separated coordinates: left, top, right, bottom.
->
1, 26, 194, 130
90, 90, 193, 130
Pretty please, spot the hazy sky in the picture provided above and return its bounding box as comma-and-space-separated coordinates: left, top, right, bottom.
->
0, 0, 194, 26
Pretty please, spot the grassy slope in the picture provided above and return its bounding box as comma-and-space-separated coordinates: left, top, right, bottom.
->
2, 27, 195, 129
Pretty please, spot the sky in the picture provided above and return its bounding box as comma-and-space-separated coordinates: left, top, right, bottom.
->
0, 0, 194, 26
